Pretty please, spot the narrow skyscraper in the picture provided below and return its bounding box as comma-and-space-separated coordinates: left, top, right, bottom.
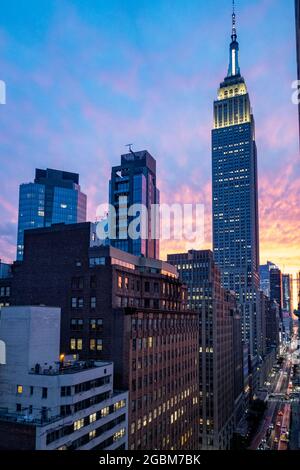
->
212, 5, 260, 363
109, 150, 159, 259
259, 261, 277, 297
17, 168, 87, 260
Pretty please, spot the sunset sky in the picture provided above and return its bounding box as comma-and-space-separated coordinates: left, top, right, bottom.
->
0, 0, 299, 304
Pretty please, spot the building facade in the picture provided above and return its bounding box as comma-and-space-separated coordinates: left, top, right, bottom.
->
265, 301, 280, 354
0, 306, 128, 450
17, 168, 87, 260
270, 267, 283, 319
109, 150, 159, 259
259, 261, 277, 298
212, 8, 260, 364
0, 262, 11, 309
282, 274, 293, 316
8, 223, 199, 450
167, 250, 238, 449
0, 261, 11, 280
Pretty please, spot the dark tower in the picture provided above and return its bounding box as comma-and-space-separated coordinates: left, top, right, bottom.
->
109, 150, 160, 259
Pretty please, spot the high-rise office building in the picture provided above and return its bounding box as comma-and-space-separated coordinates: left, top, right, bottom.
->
282, 274, 293, 316
212, 6, 260, 360
270, 267, 283, 319
17, 168, 87, 260
265, 300, 280, 354
167, 250, 238, 450
109, 150, 159, 259
259, 261, 277, 297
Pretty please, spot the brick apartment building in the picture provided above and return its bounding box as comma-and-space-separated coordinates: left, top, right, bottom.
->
168, 250, 243, 449
2, 222, 199, 450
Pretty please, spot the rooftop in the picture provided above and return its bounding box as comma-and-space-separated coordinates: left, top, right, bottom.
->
29, 360, 112, 376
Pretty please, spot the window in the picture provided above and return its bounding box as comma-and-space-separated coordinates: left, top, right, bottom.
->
89, 413, 97, 424
89, 430, 96, 440
125, 277, 129, 290
42, 387, 48, 399
90, 297, 96, 309
70, 338, 82, 351
17, 385, 23, 395
144, 282, 150, 293
90, 276, 97, 288
113, 428, 125, 441
101, 406, 109, 417
118, 275, 122, 289
61, 386, 71, 397
90, 338, 103, 351
16, 404, 21, 412
89, 257, 105, 267
71, 277, 84, 289
71, 319, 83, 330
114, 400, 126, 411
30, 386, 34, 396
74, 418, 84, 431
89, 319, 103, 331
71, 297, 83, 309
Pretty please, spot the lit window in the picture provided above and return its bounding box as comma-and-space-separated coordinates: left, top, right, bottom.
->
74, 419, 84, 431
114, 400, 126, 411
113, 428, 125, 441
131, 422, 135, 435
101, 407, 109, 417
89, 430, 96, 440
89, 413, 97, 424
17, 385, 23, 394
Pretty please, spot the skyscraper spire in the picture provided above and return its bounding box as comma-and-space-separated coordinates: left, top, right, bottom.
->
227, 0, 240, 78
232, 0, 237, 41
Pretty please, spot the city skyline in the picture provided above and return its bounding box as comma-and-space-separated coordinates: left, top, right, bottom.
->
0, 1, 299, 294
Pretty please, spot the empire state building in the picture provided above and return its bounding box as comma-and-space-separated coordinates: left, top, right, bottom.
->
212, 5, 260, 359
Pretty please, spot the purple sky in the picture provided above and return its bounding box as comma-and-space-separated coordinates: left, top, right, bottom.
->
0, 0, 299, 288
